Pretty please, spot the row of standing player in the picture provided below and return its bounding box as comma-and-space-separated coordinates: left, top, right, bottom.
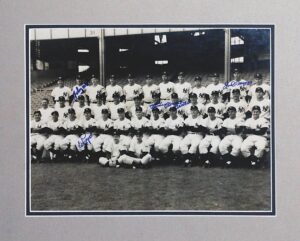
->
31, 101, 270, 168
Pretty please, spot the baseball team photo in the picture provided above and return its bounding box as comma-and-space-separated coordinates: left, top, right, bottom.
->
26, 26, 274, 214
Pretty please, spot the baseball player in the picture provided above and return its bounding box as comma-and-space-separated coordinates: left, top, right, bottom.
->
247, 73, 270, 102
158, 71, 175, 101
199, 107, 223, 167
55, 96, 70, 121
113, 108, 132, 148
159, 106, 184, 161
31, 111, 47, 162
205, 91, 226, 119
226, 89, 248, 120
77, 108, 97, 161
218, 106, 245, 167
228, 68, 252, 101
105, 74, 124, 108
71, 75, 87, 108
192, 76, 209, 104
60, 108, 83, 160
43, 111, 64, 161
73, 95, 90, 121
247, 87, 270, 120
240, 105, 269, 167
148, 92, 166, 118
174, 72, 192, 101
183, 93, 205, 118
118, 130, 152, 168
180, 106, 205, 166
163, 92, 186, 119
123, 74, 143, 110
109, 92, 126, 121
130, 106, 149, 131
85, 75, 106, 108
206, 73, 225, 102
99, 131, 128, 167
92, 108, 114, 161
142, 74, 159, 105
38, 98, 54, 122
128, 95, 149, 118
51, 77, 72, 108
90, 93, 109, 121
146, 107, 166, 157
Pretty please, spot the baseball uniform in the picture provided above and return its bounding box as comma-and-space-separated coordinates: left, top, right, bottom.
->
159, 82, 175, 100
31, 119, 47, 151
60, 118, 82, 151
241, 117, 269, 158
248, 83, 270, 100
91, 104, 109, 121
38, 107, 55, 122
142, 84, 159, 103
113, 118, 132, 147
92, 118, 114, 153
73, 104, 90, 121
109, 102, 126, 120
44, 119, 64, 151
205, 101, 226, 119
86, 84, 106, 107
123, 83, 143, 110
226, 100, 248, 119
77, 117, 96, 152
100, 138, 128, 166
51, 86, 72, 108
199, 117, 223, 154
55, 105, 70, 121
174, 82, 192, 101
192, 86, 209, 104
248, 99, 270, 120
106, 84, 123, 107
146, 117, 165, 152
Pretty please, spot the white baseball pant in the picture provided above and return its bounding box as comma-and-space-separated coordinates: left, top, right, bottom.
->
241, 135, 268, 158
118, 153, 152, 165
160, 135, 183, 153
199, 135, 221, 154
146, 134, 165, 152
44, 135, 64, 151
92, 134, 113, 152
180, 133, 203, 154
60, 134, 80, 151
31, 134, 47, 151
219, 135, 243, 156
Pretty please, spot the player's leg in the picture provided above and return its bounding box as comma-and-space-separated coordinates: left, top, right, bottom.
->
35, 135, 47, 161
180, 135, 192, 166
199, 136, 213, 167
219, 135, 232, 166
253, 136, 268, 164
30, 135, 38, 162
241, 136, 256, 166
159, 136, 172, 154
140, 153, 152, 167
188, 134, 203, 166
92, 135, 105, 161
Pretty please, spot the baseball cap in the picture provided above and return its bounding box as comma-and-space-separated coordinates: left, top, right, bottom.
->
152, 91, 161, 98
190, 106, 199, 111
135, 106, 143, 112
255, 87, 264, 93
232, 89, 241, 94
58, 96, 65, 101
128, 73, 133, 79
171, 92, 178, 99
254, 73, 263, 79
68, 108, 75, 114
34, 110, 41, 115
152, 107, 159, 112
117, 108, 125, 113
211, 73, 219, 78
233, 68, 239, 73
189, 93, 197, 99
178, 72, 184, 77
77, 95, 85, 100
51, 110, 59, 116
162, 71, 168, 76
207, 106, 216, 113
169, 106, 177, 112
194, 76, 202, 81
211, 90, 219, 95
146, 74, 152, 79
101, 108, 109, 114
112, 92, 120, 98
252, 105, 261, 111
84, 108, 91, 114
109, 74, 115, 79
227, 106, 237, 112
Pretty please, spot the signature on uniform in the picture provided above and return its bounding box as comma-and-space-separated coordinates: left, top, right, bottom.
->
73, 83, 88, 101
78, 133, 92, 148
149, 101, 190, 110
223, 80, 253, 90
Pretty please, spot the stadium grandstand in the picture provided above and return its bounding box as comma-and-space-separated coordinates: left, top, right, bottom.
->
30, 27, 270, 113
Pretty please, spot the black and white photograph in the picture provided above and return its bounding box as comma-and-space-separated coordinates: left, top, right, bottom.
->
26, 26, 274, 214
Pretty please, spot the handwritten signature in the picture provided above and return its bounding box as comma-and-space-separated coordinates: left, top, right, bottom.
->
73, 83, 88, 101
78, 133, 92, 148
149, 101, 190, 110
223, 80, 253, 90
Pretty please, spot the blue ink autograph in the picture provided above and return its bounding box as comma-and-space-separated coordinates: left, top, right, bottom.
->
149, 101, 190, 110
73, 83, 88, 101
78, 133, 92, 148
223, 80, 253, 90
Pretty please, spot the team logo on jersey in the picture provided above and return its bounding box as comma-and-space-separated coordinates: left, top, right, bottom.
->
215, 125, 218, 129
239, 106, 245, 112
63, 92, 68, 97
97, 90, 101, 95
133, 90, 139, 95
183, 88, 188, 93
105, 124, 109, 129
217, 109, 222, 115
167, 88, 172, 93
64, 113, 68, 118
263, 106, 269, 112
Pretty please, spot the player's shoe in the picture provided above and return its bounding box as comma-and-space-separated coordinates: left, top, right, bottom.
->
184, 159, 192, 167
204, 160, 211, 168
225, 160, 232, 167
31, 154, 37, 163
116, 164, 120, 168
132, 165, 137, 169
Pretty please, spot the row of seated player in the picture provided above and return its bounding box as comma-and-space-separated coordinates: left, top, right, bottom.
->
31, 104, 270, 169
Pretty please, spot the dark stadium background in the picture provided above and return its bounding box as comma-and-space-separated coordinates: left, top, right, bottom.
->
28, 27, 272, 213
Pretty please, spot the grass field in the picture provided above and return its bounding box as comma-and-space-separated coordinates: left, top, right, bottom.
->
30, 162, 271, 211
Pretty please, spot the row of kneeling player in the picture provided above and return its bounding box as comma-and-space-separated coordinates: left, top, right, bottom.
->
30, 104, 270, 168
